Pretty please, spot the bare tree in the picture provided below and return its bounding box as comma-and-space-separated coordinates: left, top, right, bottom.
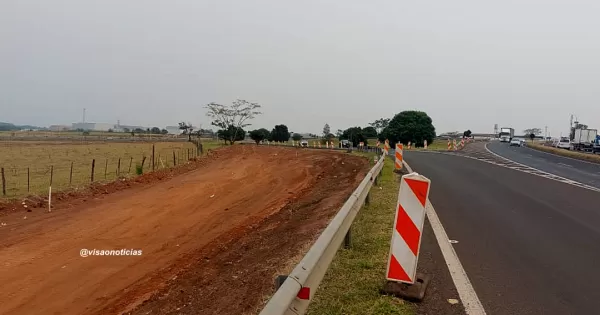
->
205, 99, 262, 144
523, 128, 542, 136
179, 122, 194, 141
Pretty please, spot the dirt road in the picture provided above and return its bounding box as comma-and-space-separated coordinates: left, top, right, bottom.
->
0, 145, 368, 315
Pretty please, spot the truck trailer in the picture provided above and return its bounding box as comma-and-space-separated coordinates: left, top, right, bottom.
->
571, 128, 598, 151
499, 127, 515, 142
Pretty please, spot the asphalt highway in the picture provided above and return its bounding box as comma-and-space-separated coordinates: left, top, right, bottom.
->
487, 141, 600, 189
405, 151, 600, 315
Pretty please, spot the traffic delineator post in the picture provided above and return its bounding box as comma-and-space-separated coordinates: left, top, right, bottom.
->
383, 172, 432, 301
452, 139, 457, 151
384, 139, 390, 155
407, 141, 411, 150
394, 143, 403, 171
447, 139, 451, 151
424, 140, 428, 150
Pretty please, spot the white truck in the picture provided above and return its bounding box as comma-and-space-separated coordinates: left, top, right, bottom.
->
571, 128, 598, 151
499, 127, 515, 142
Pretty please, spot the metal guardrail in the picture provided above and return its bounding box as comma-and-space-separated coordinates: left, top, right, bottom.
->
259, 154, 386, 315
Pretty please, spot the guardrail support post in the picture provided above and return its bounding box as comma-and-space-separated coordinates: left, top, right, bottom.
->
365, 192, 371, 205
344, 228, 352, 248
275, 275, 288, 290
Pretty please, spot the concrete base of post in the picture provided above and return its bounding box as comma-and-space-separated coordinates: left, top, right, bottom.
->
381, 273, 431, 302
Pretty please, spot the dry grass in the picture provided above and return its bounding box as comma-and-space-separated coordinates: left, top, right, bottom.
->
0, 140, 224, 198
528, 142, 600, 164
306, 157, 413, 315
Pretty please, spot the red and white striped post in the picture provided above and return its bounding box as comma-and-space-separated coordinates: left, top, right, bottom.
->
407, 141, 412, 150
394, 143, 403, 171
384, 172, 432, 299
453, 139, 457, 151
447, 139, 451, 151
424, 140, 428, 150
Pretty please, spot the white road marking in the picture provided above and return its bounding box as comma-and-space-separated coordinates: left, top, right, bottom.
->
484, 144, 600, 193
403, 160, 487, 315
557, 163, 573, 168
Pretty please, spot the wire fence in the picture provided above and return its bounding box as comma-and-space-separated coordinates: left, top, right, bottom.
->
0, 144, 204, 198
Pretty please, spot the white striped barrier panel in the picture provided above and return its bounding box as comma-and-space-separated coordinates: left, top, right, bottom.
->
386, 172, 431, 284
259, 155, 386, 315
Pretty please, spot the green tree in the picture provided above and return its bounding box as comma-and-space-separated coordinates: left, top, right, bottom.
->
341, 127, 367, 147
161, 129, 168, 135
270, 124, 291, 142
323, 123, 331, 139
206, 99, 262, 145
292, 133, 303, 141
151, 127, 161, 134
380, 111, 435, 146
249, 128, 271, 144
362, 126, 378, 138
369, 118, 391, 134
217, 126, 246, 144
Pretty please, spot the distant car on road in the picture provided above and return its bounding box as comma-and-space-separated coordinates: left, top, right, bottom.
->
556, 138, 571, 150
341, 140, 351, 148
510, 138, 524, 147
300, 140, 308, 147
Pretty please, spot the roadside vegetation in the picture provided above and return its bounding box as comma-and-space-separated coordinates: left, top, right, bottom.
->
528, 142, 600, 164
307, 157, 413, 315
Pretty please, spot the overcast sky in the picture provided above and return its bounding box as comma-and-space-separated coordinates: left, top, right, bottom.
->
2, 0, 599, 136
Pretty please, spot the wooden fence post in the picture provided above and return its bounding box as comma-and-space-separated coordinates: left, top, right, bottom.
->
69, 162, 73, 186
50, 165, 54, 186
27, 167, 30, 192
117, 158, 121, 177
173, 151, 176, 166
141, 156, 146, 171
152, 144, 155, 171
128, 157, 133, 174
91, 159, 95, 182
104, 159, 108, 179
1, 167, 5, 196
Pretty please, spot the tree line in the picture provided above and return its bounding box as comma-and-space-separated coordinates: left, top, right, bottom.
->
202, 100, 438, 147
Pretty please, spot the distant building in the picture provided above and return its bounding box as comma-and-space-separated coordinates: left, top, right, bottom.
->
49, 125, 71, 131
72, 123, 113, 131
165, 126, 183, 135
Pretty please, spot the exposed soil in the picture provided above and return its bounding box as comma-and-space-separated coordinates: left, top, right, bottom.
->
0, 145, 368, 315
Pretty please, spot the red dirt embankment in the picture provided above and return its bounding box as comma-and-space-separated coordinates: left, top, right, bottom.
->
0, 145, 368, 315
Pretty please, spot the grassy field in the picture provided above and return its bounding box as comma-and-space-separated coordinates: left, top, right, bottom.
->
307, 157, 413, 315
0, 140, 224, 198
528, 142, 600, 164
